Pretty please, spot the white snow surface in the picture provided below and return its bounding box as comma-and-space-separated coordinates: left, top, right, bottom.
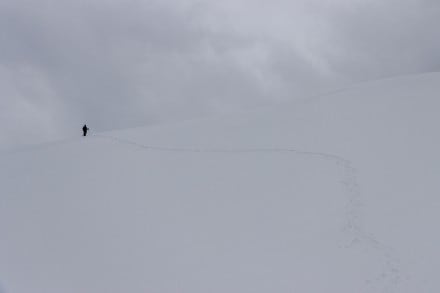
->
1, 73, 440, 292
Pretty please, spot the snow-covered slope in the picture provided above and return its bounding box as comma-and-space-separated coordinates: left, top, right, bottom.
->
1, 73, 439, 292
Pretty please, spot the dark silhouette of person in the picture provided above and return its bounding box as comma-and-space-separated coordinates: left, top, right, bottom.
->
82, 124, 89, 136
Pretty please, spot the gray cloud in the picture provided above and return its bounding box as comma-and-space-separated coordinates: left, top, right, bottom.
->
1, 0, 439, 149
322, 0, 440, 77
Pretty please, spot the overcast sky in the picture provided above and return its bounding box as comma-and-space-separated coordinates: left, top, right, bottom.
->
1, 0, 439, 149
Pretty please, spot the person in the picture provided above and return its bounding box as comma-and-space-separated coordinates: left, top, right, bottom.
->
82, 124, 89, 136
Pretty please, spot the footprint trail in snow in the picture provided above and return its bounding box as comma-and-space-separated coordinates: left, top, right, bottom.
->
95, 134, 404, 292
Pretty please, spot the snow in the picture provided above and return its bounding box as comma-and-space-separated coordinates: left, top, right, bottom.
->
1, 72, 440, 292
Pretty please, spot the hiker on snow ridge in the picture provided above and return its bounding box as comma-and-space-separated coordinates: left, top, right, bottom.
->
82, 124, 89, 137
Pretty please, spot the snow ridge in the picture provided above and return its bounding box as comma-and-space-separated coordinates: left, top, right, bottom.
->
95, 134, 403, 292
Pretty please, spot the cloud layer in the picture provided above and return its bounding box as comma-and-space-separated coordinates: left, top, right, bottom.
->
1, 0, 439, 148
